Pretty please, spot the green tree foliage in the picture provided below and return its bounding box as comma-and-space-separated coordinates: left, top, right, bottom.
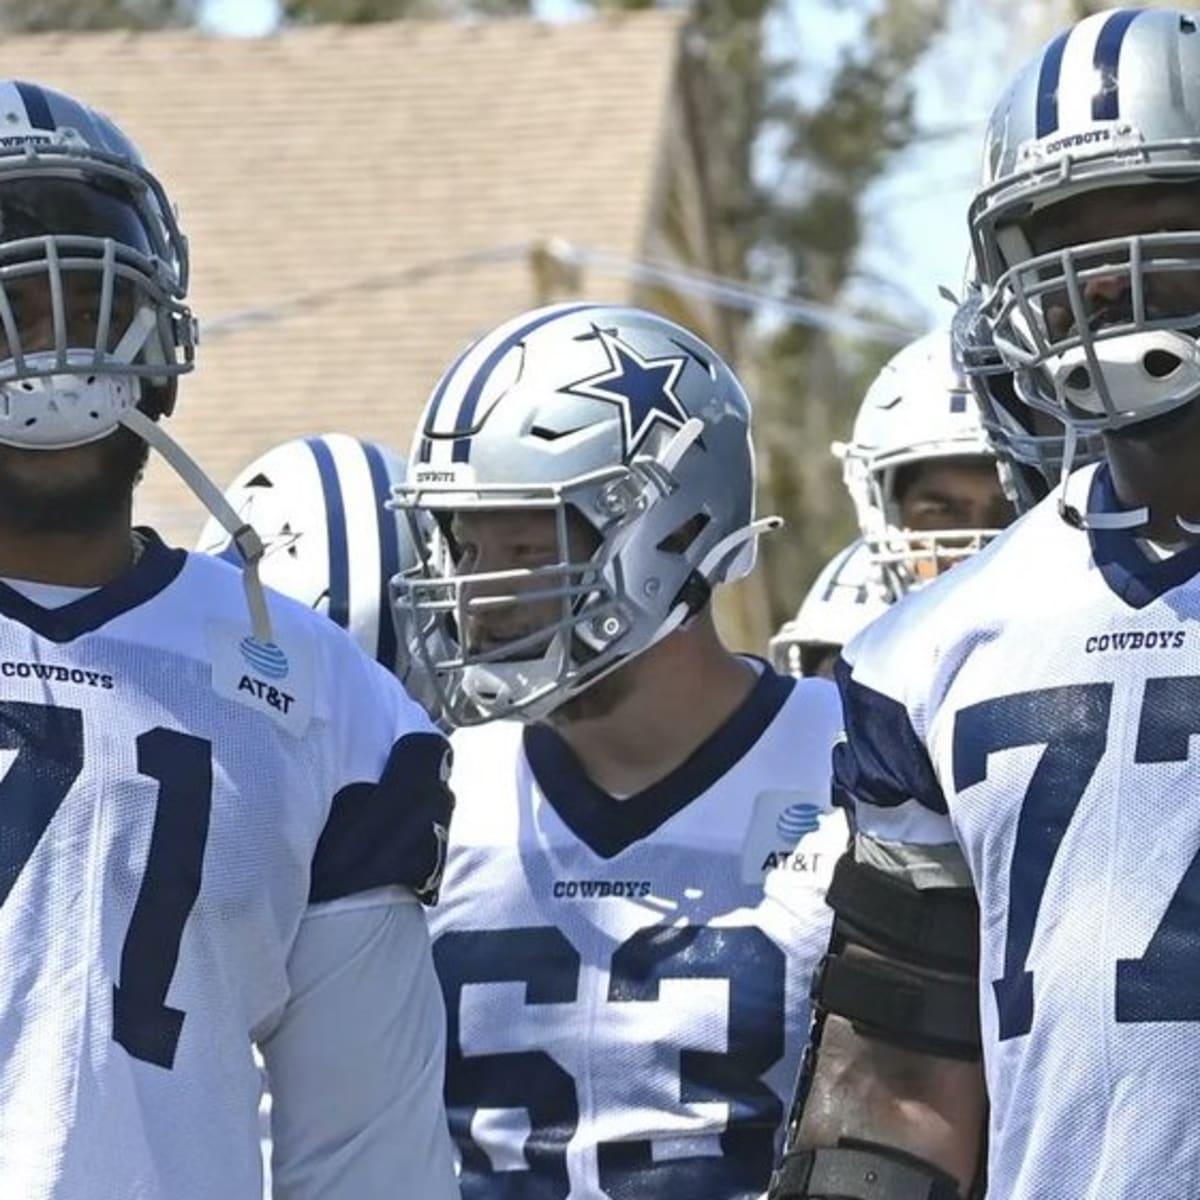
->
730, 0, 950, 629
0, 0, 195, 30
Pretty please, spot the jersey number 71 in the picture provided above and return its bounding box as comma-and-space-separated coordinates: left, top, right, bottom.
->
0, 700, 211, 1069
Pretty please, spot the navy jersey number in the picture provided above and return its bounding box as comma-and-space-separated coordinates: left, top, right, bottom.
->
436, 928, 580, 1200
953, 676, 1200, 1038
435, 924, 786, 1200
0, 702, 212, 1069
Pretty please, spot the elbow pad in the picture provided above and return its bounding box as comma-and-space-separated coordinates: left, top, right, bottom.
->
813, 851, 982, 1060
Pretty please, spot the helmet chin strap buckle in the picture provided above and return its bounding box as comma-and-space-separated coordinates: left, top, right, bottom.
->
119, 405, 274, 647
1058, 501, 1151, 531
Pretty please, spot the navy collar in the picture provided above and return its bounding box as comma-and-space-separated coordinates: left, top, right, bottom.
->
1088, 466, 1200, 609
523, 659, 794, 859
0, 528, 186, 642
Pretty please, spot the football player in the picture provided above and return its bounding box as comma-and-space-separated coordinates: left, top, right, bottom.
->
0, 82, 456, 1198
769, 330, 1013, 679
770, 8, 1200, 1198
391, 302, 848, 1199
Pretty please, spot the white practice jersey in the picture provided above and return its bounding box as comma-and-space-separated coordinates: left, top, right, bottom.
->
0, 533, 454, 1200
428, 663, 848, 1200
836, 462, 1200, 1199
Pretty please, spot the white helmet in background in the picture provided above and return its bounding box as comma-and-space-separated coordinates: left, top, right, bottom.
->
197, 434, 438, 718
839, 329, 1003, 597
768, 540, 889, 678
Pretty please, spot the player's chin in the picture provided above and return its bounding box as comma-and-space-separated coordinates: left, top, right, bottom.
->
1106, 394, 1200, 444
551, 663, 634, 726
0, 427, 147, 535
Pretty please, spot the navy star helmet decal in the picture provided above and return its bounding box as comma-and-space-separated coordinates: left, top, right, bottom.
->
561, 328, 689, 453
211, 475, 303, 565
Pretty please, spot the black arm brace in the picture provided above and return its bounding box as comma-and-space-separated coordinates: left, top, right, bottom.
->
768, 1141, 965, 1200
814, 851, 982, 1060
762, 852, 986, 1199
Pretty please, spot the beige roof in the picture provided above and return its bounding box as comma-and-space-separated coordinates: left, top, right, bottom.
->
0, 13, 685, 544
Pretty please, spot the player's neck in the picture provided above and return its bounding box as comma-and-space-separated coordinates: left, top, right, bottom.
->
0, 516, 138, 587
548, 616, 758, 799
1105, 404, 1200, 543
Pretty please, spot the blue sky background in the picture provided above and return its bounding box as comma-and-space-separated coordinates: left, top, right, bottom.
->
198, 0, 1044, 333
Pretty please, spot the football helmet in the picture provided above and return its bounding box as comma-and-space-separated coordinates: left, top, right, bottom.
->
0, 80, 272, 639
0, 79, 193, 449
954, 280, 1105, 512
970, 8, 1200, 435
198, 435, 439, 718
768, 540, 889, 679
838, 329, 1003, 596
391, 302, 776, 725
0, 80, 272, 638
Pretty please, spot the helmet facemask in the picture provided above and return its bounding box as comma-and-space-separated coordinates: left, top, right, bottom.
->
971, 102, 1200, 434
981, 223, 1200, 432
841, 440, 1004, 597
392, 468, 652, 726
0, 165, 192, 450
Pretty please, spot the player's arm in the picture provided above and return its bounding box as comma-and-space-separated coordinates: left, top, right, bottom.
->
768, 660, 987, 1200
265, 679, 458, 1200
260, 892, 457, 1200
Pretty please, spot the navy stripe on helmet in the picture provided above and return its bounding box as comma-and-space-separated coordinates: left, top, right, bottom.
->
1035, 30, 1072, 137
361, 439, 401, 671
819, 542, 859, 603
14, 81, 55, 132
305, 437, 350, 631
1092, 9, 1140, 122
451, 304, 597, 463
419, 336, 481, 463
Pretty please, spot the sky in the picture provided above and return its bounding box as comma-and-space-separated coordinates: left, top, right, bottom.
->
197, 0, 1045, 333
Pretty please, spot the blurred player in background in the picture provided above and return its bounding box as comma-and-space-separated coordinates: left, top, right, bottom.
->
769, 330, 1013, 680
392, 302, 848, 1199
0, 81, 456, 1200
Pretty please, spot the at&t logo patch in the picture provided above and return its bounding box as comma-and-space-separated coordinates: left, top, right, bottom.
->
239, 637, 289, 679
776, 802, 821, 842
741, 789, 829, 884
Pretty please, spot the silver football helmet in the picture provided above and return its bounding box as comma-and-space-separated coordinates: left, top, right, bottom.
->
198, 435, 439, 718
391, 303, 775, 725
768, 540, 889, 679
970, 7, 1200, 435
838, 329, 1003, 596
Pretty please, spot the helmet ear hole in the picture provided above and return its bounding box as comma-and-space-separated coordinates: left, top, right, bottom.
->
656, 512, 710, 555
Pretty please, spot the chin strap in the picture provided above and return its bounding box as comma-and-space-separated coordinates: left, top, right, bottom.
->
119, 405, 273, 646
1057, 422, 1150, 531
